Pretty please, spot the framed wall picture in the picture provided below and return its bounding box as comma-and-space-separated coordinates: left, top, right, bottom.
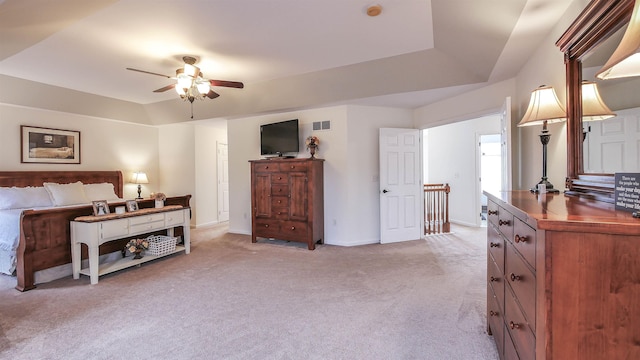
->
92, 200, 110, 216
126, 200, 139, 212
21, 125, 81, 164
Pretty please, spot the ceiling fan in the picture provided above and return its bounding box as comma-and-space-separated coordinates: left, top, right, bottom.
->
126, 56, 244, 104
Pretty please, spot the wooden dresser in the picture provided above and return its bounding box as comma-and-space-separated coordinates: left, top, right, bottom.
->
485, 190, 640, 360
250, 158, 324, 250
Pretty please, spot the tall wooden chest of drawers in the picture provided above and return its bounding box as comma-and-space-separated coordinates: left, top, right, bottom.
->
250, 158, 324, 250
485, 190, 640, 359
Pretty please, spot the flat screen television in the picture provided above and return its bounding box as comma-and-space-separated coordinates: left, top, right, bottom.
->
260, 119, 299, 156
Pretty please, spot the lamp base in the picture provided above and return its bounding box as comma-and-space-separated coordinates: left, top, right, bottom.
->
530, 179, 560, 194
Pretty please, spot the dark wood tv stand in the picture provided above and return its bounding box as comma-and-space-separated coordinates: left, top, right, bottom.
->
249, 158, 324, 250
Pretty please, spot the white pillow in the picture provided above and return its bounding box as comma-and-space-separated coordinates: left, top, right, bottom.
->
43, 181, 90, 206
84, 183, 121, 201
0, 186, 53, 210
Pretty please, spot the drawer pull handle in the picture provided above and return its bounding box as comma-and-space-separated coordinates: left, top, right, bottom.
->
510, 273, 522, 282
490, 276, 499, 282
264, 224, 269, 228
290, 226, 295, 230
499, 219, 510, 226
290, 166, 295, 169
490, 242, 500, 248
509, 321, 521, 330
265, 166, 269, 169
488, 210, 498, 215
489, 310, 499, 317
514, 234, 527, 243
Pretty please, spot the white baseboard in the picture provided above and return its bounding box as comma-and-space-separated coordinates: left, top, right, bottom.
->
228, 228, 252, 236
325, 238, 379, 247
451, 219, 479, 227
195, 221, 220, 228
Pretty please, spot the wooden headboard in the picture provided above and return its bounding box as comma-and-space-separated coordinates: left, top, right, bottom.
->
0, 171, 124, 198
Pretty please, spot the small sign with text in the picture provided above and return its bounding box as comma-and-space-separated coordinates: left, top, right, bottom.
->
615, 173, 640, 213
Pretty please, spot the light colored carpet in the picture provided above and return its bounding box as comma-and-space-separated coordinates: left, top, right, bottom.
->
0, 224, 498, 360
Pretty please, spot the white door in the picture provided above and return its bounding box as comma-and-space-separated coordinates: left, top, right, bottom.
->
584, 108, 640, 172
380, 128, 422, 244
217, 142, 230, 222
500, 97, 513, 191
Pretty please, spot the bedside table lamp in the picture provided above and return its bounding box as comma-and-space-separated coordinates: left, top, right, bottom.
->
518, 85, 567, 193
131, 172, 149, 199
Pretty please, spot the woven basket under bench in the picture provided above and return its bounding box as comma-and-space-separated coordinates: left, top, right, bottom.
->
146, 235, 177, 256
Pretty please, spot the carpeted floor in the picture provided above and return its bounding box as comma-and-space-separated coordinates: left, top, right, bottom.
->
0, 223, 498, 360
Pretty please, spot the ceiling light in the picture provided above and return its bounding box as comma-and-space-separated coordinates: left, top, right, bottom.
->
596, 0, 640, 79
367, 4, 382, 17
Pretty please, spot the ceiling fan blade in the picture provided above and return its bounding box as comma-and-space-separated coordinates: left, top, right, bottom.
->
209, 80, 244, 89
206, 90, 220, 99
126, 67, 171, 78
153, 84, 176, 93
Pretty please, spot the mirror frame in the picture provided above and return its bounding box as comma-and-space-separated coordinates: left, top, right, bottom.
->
556, 0, 634, 203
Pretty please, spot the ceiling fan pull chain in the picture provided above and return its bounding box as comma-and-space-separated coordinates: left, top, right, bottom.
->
190, 102, 194, 119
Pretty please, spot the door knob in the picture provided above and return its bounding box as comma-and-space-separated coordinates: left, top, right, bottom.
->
382, 189, 390, 193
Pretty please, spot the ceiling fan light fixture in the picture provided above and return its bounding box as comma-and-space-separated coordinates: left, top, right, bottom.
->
196, 81, 210, 94
177, 74, 193, 89
183, 63, 199, 78
175, 86, 186, 96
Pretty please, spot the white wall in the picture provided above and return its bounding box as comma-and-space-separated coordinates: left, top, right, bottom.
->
158, 123, 197, 225
0, 104, 159, 200
194, 122, 227, 227
424, 114, 501, 226
344, 106, 413, 245
514, 0, 590, 191
227, 105, 413, 246
227, 106, 348, 239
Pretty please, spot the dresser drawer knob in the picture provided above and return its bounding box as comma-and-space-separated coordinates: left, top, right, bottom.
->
278, 177, 282, 180
489, 310, 499, 317
510, 273, 522, 282
514, 234, 527, 243
290, 226, 295, 230
490, 242, 500, 248
488, 210, 498, 215
509, 321, 521, 330
499, 219, 510, 226
490, 276, 499, 282
264, 224, 269, 228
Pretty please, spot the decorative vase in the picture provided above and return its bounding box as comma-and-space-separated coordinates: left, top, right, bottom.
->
309, 144, 317, 159
133, 250, 143, 260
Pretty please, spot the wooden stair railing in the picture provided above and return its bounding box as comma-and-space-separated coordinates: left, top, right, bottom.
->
424, 183, 450, 234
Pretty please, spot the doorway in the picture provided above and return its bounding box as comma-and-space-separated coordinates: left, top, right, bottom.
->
217, 142, 230, 222
478, 134, 502, 227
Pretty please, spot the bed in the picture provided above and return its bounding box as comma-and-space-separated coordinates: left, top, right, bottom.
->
0, 171, 191, 291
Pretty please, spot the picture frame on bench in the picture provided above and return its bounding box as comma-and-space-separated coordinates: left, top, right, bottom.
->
92, 200, 110, 216
126, 200, 139, 212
